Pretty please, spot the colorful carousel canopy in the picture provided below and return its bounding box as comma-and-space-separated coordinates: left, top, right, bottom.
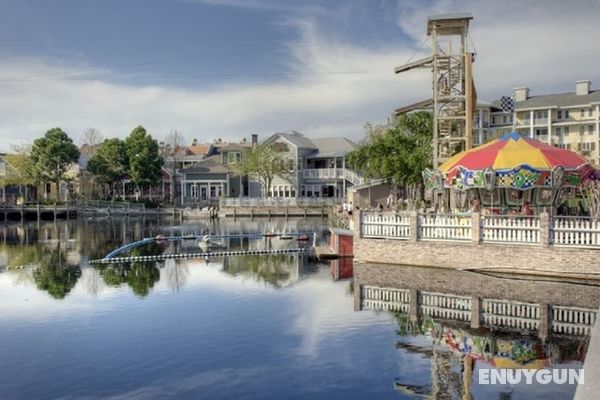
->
426, 131, 599, 190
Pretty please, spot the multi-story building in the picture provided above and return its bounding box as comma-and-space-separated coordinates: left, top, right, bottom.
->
474, 80, 600, 164
251, 131, 363, 199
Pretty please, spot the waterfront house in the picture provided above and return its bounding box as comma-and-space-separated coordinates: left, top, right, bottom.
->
180, 156, 245, 206
248, 131, 363, 200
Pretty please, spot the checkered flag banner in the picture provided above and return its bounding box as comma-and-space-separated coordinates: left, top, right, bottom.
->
500, 95, 514, 113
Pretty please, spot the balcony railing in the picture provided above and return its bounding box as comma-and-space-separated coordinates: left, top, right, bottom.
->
302, 168, 364, 185
303, 168, 344, 179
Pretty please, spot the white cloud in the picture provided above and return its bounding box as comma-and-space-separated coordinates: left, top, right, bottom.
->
0, 0, 599, 151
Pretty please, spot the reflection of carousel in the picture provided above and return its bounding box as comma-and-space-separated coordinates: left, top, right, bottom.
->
423, 131, 600, 214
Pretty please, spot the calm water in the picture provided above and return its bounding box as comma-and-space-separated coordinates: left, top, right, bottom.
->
0, 218, 597, 399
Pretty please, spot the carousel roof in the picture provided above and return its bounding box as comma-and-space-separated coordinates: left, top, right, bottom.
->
439, 131, 590, 173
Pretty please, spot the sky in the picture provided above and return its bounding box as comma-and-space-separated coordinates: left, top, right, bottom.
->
0, 0, 599, 151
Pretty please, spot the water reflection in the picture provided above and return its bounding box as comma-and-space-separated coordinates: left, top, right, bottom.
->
32, 243, 81, 299
354, 262, 599, 399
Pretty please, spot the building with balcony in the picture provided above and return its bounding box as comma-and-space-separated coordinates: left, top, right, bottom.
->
249, 131, 363, 200
474, 80, 600, 164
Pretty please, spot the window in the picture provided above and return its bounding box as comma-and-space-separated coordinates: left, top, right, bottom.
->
581, 142, 593, 152
190, 184, 198, 199
564, 126, 570, 134
589, 125, 595, 134
556, 127, 561, 135
589, 109, 594, 117
502, 115, 507, 124
580, 126, 585, 135
581, 109, 586, 118
565, 110, 570, 118
558, 110, 562, 119
492, 116, 496, 124
227, 152, 241, 163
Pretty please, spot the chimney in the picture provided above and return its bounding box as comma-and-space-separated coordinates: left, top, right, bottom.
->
251, 134, 258, 146
575, 80, 591, 96
513, 87, 529, 102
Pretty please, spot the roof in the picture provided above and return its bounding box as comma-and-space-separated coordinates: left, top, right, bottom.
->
180, 155, 231, 175
219, 143, 250, 152
427, 13, 473, 35
490, 90, 600, 110
186, 144, 213, 156
308, 137, 358, 158
271, 130, 318, 149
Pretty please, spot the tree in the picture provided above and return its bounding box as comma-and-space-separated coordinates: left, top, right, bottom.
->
347, 112, 433, 206
30, 128, 80, 201
124, 126, 163, 193
164, 130, 186, 205
0, 145, 37, 201
235, 144, 286, 197
87, 138, 128, 198
80, 128, 104, 149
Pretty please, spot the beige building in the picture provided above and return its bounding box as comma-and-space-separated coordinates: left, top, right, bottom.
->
474, 80, 600, 165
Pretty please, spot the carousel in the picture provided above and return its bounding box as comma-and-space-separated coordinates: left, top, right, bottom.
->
423, 131, 600, 215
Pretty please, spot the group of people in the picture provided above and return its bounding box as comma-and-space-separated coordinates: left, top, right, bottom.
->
339, 201, 354, 217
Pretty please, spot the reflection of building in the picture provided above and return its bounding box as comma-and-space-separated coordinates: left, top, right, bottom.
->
355, 263, 596, 398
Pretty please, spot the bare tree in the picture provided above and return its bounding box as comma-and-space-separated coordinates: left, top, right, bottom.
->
164, 130, 186, 205
80, 128, 104, 150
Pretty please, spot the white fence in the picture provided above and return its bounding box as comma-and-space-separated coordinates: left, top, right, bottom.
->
552, 305, 597, 336
482, 216, 540, 244
553, 217, 600, 247
220, 197, 343, 208
419, 214, 472, 241
361, 212, 410, 239
360, 211, 600, 248
420, 292, 472, 321
361, 286, 411, 312
482, 299, 540, 331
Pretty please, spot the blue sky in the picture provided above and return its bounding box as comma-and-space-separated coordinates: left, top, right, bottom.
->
0, 0, 599, 150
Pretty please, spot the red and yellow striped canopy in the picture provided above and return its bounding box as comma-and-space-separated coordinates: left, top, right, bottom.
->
440, 131, 590, 174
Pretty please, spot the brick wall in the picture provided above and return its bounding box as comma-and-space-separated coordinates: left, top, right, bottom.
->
353, 213, 600, 279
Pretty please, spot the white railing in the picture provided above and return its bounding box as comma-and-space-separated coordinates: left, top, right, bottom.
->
420, 292, 472, 321
418, 214, 472, 241
220, 197, 343, 208
362, 286, 411, 312
361, 212, 410, 240
553, 217, 600, 247
482, 299, 540, 331
344, 169, 364, 185
552, 305, 597, 336
302, 168, 344, 179
482, 216, 540, 244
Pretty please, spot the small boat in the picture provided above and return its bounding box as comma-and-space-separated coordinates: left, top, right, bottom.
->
263, 232, 277, 238
280, 234, 293, 240
296, 234, 310, 241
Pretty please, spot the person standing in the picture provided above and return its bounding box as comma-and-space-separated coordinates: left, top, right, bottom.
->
348, 201, 354, 216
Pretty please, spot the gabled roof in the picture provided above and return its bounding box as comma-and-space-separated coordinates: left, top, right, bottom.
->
187, 144, 213, 156
270, 130, 318, 149
308, 137, 358, 158
180, 155, 231, 175
219, 143, 251, 152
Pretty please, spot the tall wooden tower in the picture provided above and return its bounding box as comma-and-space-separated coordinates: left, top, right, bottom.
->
395, 13, 476, 168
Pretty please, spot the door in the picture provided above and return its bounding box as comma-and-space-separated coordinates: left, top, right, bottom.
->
200, 186, 208, 201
